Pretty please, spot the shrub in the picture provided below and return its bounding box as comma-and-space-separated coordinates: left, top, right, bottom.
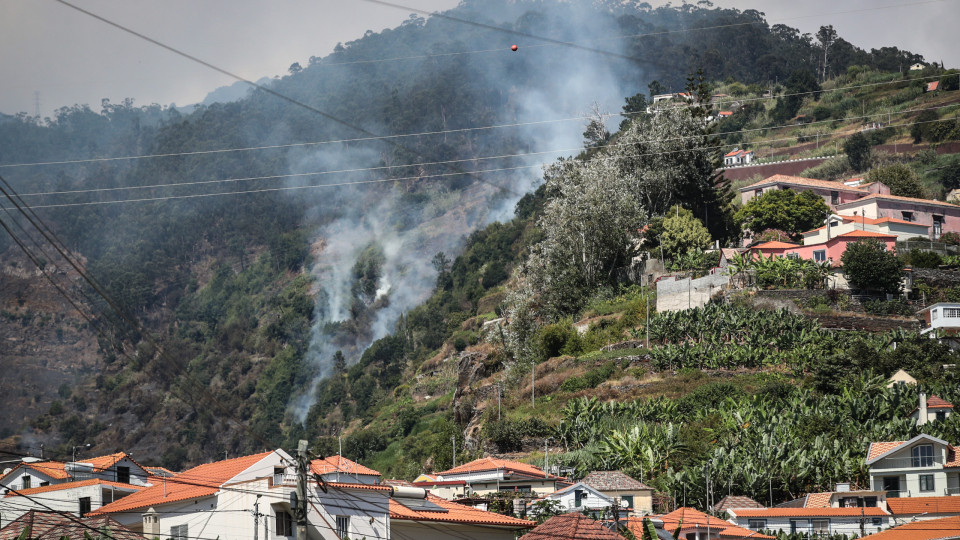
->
841, 239, 905, 293
862, 299, 915, 316
904, 249, 943, 269
939, 232, 960, 245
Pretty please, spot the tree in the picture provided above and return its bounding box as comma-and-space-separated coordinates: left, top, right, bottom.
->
840, 239, 905, 293
816, 25, 838, 81
912, 110, 939, 143
867, 164, 924, 198
288, 62, 302, 75
770, 69, 820, 123
844, 132, 872, 172
660, 206, 712, 261
734, 189, 830, 238
333, 350, 346, 374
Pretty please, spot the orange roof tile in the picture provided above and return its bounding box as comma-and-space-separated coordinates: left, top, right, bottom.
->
311, 456, 380, 477
437, 457, 555, 479
860, 516, 960, 540
522, 513, 622, 539
730, 508, 889, 518
326, 481, 392, 492
867, 441, 906, 461
887, 496, 960, 515
391, 494, 535, 528
719, 526, 777, 539
12, 461, 71, 480
0, 511, 146, 540
4, 479, 144, 498
804, 492, 833, 508
837, 193, 960, 210
927, 395, 954, 409
659, 507, 734, 529
834, 230, 897, 239
927, 81, 940, 92
91, 451, 274, 515
714, 495, 764, 514
741, 175, 867, 193
751, 241, 799, 249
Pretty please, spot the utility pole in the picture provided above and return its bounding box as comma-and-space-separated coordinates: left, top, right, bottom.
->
295, 440, 309, 540
531, 360, 535, 407
451, 435, 457, 469
253, 495, 261, 540
497, 382, 502, 421
645, 294, 650, 349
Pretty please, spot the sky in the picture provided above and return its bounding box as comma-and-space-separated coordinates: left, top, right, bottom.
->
1, 0, 958, 118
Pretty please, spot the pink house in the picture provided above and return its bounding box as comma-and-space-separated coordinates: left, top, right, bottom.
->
750, 230, 897, 264
739, 175, 890, 208
835, 194, 960, 240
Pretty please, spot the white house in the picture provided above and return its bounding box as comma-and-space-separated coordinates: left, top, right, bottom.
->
434, 457, 569, 497
581, 470, 654, 516
886, 495, 960, 524
866, 434, 960, 498
0, 452, 152, 493
527, 482, 614, 517
919, 303, 960, 336
0, 479, 145, 527
910, 393, 954, 425
93, 451, 533, 540
727, 507, 891, 536
723, 148, 754, 167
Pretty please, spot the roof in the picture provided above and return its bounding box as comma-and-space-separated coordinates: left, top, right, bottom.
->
718, 526, 777, 539
836, 193, 960, 210
4, 478, 144, 498
582, 471, 652, 492
860, 516, 960, 540
741, 175, 867, 193
0, 510, 147, 540
887, 496, 960, 515
801, 215, 924, 235
92, 451, 274, 515
928, 81, 941, 92
803, 492, 834, 508
866, 434, 951, 463
714, 495, 764, 513
659, 507, 735, 529
927, 395, 954, 409
390, 494, 535, 529
719, 111, 733, 117
0, 452, 147, 485
311, 455, 380, 477
413, 480, 467, 487
521, 513, 624, 540
144, 466, 177, 477
833, 230, 898, 239
730, 507, 889, 518
750, 241, 800, 249
437, 457, 556, 479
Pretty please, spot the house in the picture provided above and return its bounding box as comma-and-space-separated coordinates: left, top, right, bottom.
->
0, 478, 146, 527
919, 303, 960, 336
717, 248, 746, 269
727, 507, 891, 536
775, 484, 887, 510
835, 193, 960, 240
310, 455, 381, 484
886, 369, 918, 387
714, 495, 764, 515
434, 457, 570, 497
528, 482, 614, 517
886, 496, 960, 523
521, 512, 625, 540
910, 63, 926, 71
802, 214, 931, 244
718, 111, 733, 118
581, 471, 654, 515
659, 507, 775, 540
909, 392, 954, 425
412, 478, 469, 500
93, 450, 532, 540
0, 452, 152, 493
860, 515, 960, 540
723, 148, 754, 167
738, 175, 888, 209
865, 434, 960, 498
750, 230, 897, 265
0, 510, 146, 540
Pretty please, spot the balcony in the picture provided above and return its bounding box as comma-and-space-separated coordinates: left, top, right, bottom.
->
945, 486, 960, 496
871, 456, 944, 470
884, 490, 911, 498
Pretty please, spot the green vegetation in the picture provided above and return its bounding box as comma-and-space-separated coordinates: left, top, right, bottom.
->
841, 239, 906, 294
734, 190, 830, 239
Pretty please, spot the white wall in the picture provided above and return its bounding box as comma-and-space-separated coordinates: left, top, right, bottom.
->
731, 515, 890, 536
0, 483, 128, 527
538, 485, 611, 515
393, 521, 522, 540
0, 467, 60, 491
656, 273, 729, 312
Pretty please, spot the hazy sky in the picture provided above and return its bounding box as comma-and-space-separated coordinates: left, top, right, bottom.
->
1, 0, 957, 118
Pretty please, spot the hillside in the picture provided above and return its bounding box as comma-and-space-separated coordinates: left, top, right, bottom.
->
0, 0, 946, 473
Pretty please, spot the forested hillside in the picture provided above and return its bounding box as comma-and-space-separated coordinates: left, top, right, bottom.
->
0, 0, 932, 469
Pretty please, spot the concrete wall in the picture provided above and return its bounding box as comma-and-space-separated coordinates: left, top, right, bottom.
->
656, 273, 730, 312
0, 483, 116, 527
731, 515, 889, 536
393, 521, 524, 540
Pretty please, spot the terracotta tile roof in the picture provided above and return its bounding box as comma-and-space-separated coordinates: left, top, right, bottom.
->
750, 241, 800, 249
860, 516, 960, 540
390, 494, 535, 528
582, 471, 652, 491
927, 395, 954, 409
887, 496, 960, 515
521, 513, 623, 539
715, 495, 764, 514
659, 507, 733, 529
326, 481, 393, 492
718, 526, 777, 539
741, 175, 867, 193
413, 480, 467, 486
927, 81, 940, 92
867, 441, 906, 461
311, 456, 380, 477
837, 193, 960, 210
801, 215, 924, 235
437, 457, 555, 479
0, 511, 147, 540
730, 508, 889, 517
144, 466, 178, 477
719, 111, 734, 117
834, 230, 898, 239
804, 492, 834, 508
91, 451, 273, 515
6, 461, 71, 481
4, 479, 144, 498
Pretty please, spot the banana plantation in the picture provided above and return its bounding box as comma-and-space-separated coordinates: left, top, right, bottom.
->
555, 378, 960, 510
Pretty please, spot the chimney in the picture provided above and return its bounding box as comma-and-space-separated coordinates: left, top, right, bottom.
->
918, 391, 928, 426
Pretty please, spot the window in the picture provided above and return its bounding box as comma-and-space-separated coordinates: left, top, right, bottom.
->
919, 474, 935, 492
621, 495, 634, 510
273, 467, 285, 485
811, 518, 830, 535
170, 524, 188, 540
574, 489, 584, 507
789, 519, 808, 534
336, 516, 350, 538
755, 189, 763, 198
117, 466, 130, 484
871, 518, 882, 526
21, 475, 30, 489
814, 250, 827, 262
79, 497, 91, 517
945, 308, 960, 318
275, 510, 292, 537
933, 309, 939, 321
864, 496, 878, 507
936, 411, 947, 422
516, 485, 532, 493
934, 216, 943, 239
831, 191, 839, 205
902, 211, 914, 222
912, 444, 934, 467
787, 252, 799, 260
748, 519, 767, 531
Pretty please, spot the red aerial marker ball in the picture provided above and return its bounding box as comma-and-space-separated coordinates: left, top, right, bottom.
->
511, 44, 518, 51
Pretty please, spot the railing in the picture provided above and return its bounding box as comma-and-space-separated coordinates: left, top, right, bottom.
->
871, 456, 944, 469
885, 490, 911, 498
945, 486, 960, 496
